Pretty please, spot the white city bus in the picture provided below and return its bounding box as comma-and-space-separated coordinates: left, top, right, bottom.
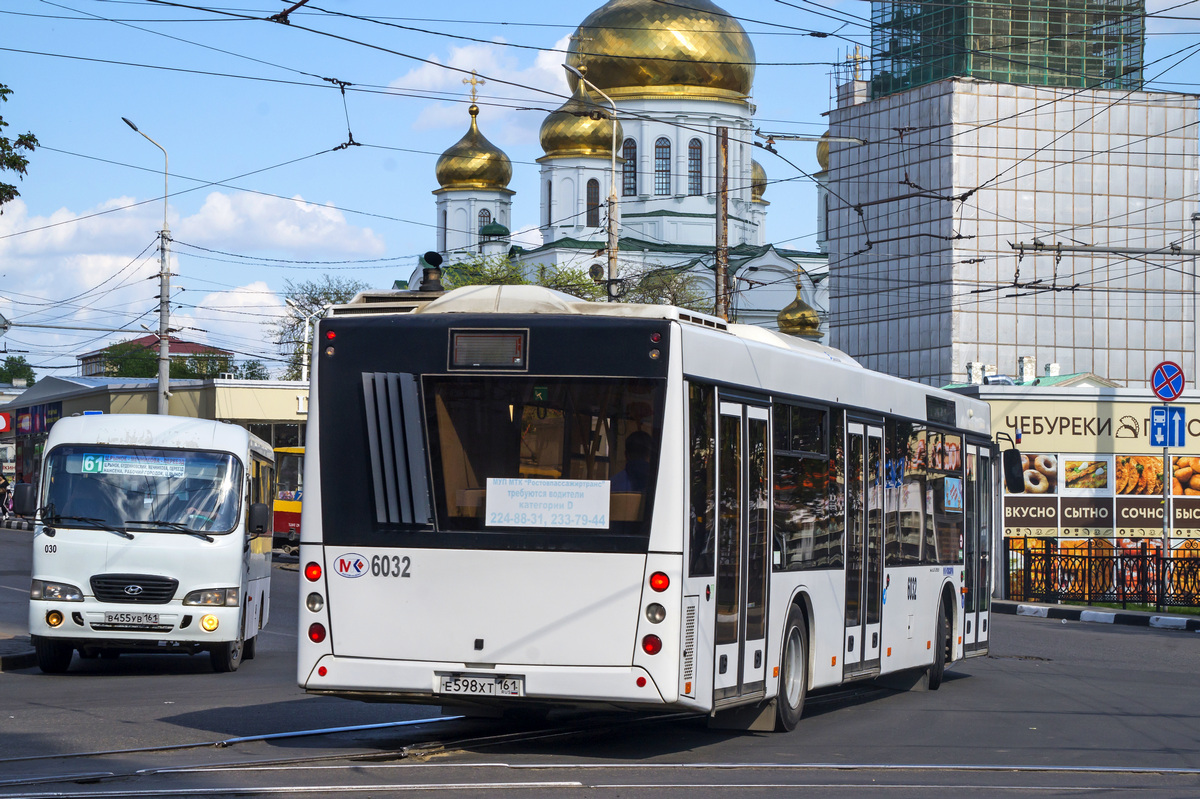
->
22, 414, 275, 674
298, 285, 997, 730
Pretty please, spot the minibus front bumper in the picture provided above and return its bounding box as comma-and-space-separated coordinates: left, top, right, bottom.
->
29, 599, 243, 649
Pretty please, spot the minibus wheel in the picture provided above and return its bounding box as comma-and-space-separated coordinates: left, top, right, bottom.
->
33, 636, 74, 674
210, 637, 243, 673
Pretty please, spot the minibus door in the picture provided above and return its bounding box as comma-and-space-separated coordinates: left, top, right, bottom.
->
712, 401, 770, 704
844, 421, 884, 678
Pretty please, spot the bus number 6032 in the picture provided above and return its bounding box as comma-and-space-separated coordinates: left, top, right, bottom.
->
371, 555, 411, 578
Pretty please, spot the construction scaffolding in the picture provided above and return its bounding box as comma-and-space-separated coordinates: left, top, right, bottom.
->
870, 0, 1145, 97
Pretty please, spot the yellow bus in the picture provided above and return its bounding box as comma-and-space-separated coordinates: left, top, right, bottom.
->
273, 446, 303, 552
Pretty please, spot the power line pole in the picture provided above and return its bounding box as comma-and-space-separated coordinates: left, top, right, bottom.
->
715, 126, 730, 320
123, 117, 172, 415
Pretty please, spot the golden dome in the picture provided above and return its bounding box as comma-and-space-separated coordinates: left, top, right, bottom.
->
434, 105, 513, 193
750, 159, 768, 203
777, 282, 821, 339
565, 0, 755, 101
816, 131, 830, 171
539, 79, 624, 161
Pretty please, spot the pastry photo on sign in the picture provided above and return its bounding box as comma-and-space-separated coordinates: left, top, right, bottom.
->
1170, 456, 1200, 495
1060, 456, 1112, 496
1115, 456, 1165, 495
1008, 452, 1058, 494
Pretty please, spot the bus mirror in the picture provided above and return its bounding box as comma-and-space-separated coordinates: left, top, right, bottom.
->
13, 483, 36, 517
248, 502, 270, 536
1002, 448, 1025, 493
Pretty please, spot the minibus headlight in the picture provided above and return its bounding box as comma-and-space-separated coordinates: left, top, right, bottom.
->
31, 580, 83, 602
184, 588, 239, 606
200, 614, 220, 632
46, 610, 65, 627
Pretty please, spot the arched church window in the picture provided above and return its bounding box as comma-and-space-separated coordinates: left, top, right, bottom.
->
622, 139, 637, 196
586, 179, 600, 227
478, 209, 492, 230
688, 139, 702, 196
655, 137, 671, 195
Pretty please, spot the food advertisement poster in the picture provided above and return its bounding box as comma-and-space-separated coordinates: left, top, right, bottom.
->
1004, 452, 1200, 538
991, 397, 1200, 539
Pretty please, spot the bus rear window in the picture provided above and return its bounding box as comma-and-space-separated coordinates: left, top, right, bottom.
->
424, 376, 664, 538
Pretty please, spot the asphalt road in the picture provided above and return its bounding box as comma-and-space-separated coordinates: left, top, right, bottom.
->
3, 526, 1200, 797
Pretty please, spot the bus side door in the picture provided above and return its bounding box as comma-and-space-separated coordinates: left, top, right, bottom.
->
844, 421, 884, 678
713, 401, 770, 705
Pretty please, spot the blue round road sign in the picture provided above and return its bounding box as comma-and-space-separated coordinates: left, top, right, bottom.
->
1152, 361, 1186, 402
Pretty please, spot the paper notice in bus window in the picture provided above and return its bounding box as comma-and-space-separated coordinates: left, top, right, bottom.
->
81, 454, 186, 479
485, 478, 610, 529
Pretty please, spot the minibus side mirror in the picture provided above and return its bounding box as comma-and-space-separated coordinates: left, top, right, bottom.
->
247, 502, 270, 537
12, 483, 36, 517
1002, 448, 1025, 493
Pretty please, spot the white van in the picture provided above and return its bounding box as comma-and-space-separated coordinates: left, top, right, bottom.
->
20, 414, 274, 673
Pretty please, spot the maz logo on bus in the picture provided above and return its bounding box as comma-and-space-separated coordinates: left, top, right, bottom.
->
335, 554, 368, 578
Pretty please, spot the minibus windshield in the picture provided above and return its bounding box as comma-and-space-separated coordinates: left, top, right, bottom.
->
43, 445, 243, 534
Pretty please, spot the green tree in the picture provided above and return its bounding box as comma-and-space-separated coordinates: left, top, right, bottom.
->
101, 341, 233, 379
229, 360, 270, 380
270, 275, 369, 380
443, 254, 605, 302
619, 262, 709, 312
0, 84, 37, 212
0, 355, 35, 385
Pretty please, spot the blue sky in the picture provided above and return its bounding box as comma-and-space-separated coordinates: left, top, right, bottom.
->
1, 0, 1196, 376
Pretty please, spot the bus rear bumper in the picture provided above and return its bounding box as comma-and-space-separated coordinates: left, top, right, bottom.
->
300, 655, 668, 706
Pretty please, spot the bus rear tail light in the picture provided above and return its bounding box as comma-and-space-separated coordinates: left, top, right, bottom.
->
641, 634, 662, 655
649, 572, 669, 592
304, 562, 322, 582
645, 603, 666, 623
308, 623, 327, 643
306, 592, 325, 612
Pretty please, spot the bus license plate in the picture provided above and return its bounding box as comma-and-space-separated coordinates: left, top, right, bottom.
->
104, 612, 159, 625
438, 674, 524, 697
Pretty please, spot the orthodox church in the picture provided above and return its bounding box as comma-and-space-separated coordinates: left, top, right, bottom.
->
427, 0, 826, 338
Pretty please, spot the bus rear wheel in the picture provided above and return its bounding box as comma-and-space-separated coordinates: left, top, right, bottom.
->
775, 605, 808, 731
927, 601, 949, 691
33, 636, 74, 674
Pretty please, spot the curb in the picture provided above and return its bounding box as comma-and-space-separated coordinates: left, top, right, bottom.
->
0, 637, 36, 672
1, 518, 33, 531
993, 600, 1200, 632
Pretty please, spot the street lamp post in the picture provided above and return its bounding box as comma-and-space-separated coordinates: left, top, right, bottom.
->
122, 117, 172, 415
563, 64, 619, 301
285, 300, 331, 384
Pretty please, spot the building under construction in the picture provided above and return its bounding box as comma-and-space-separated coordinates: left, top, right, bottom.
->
870, 0, 1145, 96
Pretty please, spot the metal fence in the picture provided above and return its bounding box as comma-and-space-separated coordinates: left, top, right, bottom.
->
1005, 538, 1200, 609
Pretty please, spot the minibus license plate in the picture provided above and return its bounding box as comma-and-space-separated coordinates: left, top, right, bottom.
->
438, 674, 524, 697
105, 612, 159, 624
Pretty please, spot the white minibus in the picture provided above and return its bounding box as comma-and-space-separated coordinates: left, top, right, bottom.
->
19, 414, 275, 673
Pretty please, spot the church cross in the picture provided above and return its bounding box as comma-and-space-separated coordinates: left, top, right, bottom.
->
463, 71, 485, 103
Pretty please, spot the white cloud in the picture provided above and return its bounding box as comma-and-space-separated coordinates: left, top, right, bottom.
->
0, 191, 384, 376
178, 192, 386, 257
392, 36, 573, 147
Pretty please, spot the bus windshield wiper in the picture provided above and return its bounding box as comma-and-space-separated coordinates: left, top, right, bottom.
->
125, 519, 214, 543
47, 515, 134, 540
